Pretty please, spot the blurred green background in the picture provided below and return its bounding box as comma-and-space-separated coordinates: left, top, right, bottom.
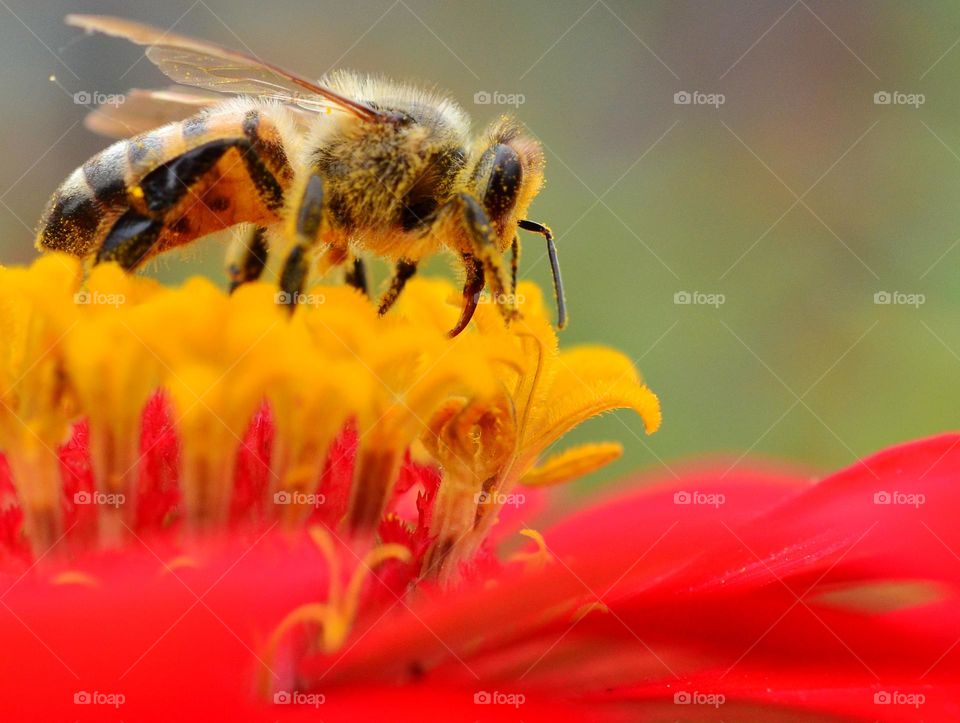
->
2, 1, 959, 487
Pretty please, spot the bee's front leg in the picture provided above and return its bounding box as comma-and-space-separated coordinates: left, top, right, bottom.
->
377, 259, 418, 315
448, 254, 485, 338
454, 191, 519, 329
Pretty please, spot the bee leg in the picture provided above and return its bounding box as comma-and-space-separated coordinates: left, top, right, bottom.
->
449, 254, 485, 338
225, 225, 269, 293
96, 209, 163, 269
518, 219, 567, 329
455, 192, 518, 324
278, 174, 325, 310
377, 259, 418, 315
344, 255, 369, 296
510, 234, 520, 296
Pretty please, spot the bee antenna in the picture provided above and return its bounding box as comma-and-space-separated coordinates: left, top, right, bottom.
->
546, 232, 567, 330
518, 220, 567, 330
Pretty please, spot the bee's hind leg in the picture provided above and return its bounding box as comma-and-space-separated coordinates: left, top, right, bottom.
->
95, 209, 163, 270
225, 225, 270, 293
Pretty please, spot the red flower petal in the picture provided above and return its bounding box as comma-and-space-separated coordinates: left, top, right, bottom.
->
299, 436, 960, 719
2, 391, 959, 721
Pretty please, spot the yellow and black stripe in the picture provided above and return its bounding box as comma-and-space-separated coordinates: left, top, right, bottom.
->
36, 104, 294, 270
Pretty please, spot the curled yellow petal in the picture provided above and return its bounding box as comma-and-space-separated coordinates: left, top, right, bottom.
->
527, 345, 661, 455
521, 442, 624, 487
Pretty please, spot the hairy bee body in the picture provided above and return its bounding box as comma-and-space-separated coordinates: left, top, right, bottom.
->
37, 15, 565, 335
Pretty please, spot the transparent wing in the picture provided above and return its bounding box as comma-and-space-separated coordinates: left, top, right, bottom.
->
144, 46, 340, 114
84, 87, 314, 139
83, 88, 220, 138
66, 14, 380, 120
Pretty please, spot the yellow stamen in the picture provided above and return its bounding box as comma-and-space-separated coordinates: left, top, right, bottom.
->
261, 528, 411, 697
509, 528, 551, 570
161, 556, 200, 574
51, 570, 99, 587
571, 601, 610, 622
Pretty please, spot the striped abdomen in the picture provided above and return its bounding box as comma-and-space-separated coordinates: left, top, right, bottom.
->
36, 102, 295, 265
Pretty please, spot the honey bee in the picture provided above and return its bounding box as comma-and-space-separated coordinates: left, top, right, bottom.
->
36, 15, 566, 336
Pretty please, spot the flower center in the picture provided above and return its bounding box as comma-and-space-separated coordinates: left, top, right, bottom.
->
0, 255, 660, 586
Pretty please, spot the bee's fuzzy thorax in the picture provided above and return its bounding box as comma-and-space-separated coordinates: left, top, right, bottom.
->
320, 69, 471, 139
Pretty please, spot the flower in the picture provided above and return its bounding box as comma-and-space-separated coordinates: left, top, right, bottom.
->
0, 254, 663, 717
0, 254, 659, 554
1, 255, 957, 721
